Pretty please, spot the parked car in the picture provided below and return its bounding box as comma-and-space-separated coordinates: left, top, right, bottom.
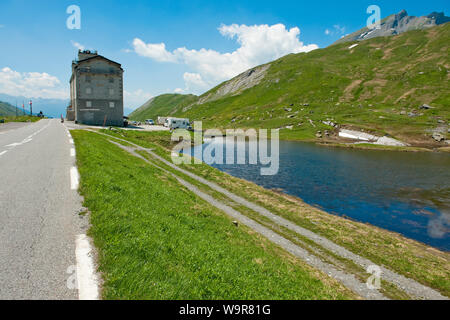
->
145, 119, 155, 125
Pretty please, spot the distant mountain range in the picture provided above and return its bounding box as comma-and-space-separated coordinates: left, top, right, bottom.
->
335, 10, 450, 44
0, 93, 135, 118
0, 93, 69, 118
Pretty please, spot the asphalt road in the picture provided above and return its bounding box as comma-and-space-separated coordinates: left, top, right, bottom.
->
0, 119, 87, 299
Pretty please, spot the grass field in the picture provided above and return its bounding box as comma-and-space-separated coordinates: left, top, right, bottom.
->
72, 130, 355, 299
97, 129, 450, 297
0, 116, 41, 123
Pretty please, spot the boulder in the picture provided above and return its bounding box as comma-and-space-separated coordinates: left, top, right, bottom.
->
432, 132, 445, 142
420, 104, 433, 110
323, 120, 336, 127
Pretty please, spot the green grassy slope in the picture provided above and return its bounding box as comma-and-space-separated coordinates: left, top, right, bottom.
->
129, 93, 197, 121
135, 24, 450, 146
0, 101, 21, 117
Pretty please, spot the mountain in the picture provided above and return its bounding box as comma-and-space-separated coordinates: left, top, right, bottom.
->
0, 100, 22, 117
132, 22, 449, 146
0, 93, 69, 118
129, 93, 198, 120
335, 10, 450, 44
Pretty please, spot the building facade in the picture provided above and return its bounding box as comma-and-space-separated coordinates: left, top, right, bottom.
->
68, 50, 124, 126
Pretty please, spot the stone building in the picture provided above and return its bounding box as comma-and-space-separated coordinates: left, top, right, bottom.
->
68, 50, 124, 126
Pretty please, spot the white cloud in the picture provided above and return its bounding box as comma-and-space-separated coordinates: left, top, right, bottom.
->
71, 40, 85, 51
174, 88, 184, 94
133, 40, 177, 62
124, 89, 153, 109
132, 23, 318, 93
183, 72, 209, 92
325, 29, 330, 35
0, 67, 68, 99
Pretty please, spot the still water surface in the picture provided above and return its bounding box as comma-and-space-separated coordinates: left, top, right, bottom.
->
189, 139, 450, 251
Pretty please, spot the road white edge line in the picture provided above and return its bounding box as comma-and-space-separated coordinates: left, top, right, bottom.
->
70, 148, 76, 157
0, 150, 7, 156
69, 139, 74, 144
70, 166, 79, 190
75, 234, 100, 300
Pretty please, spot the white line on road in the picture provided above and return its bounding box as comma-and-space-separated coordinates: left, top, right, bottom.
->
69, 139, 74, 144
3, 121, 51, 149
0, 150, 7, 156
70, 166, 79, 190
75, 234, 100, 300
70, 148, 76, 157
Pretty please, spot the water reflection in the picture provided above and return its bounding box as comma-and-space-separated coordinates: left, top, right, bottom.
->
189, 139, 450, 251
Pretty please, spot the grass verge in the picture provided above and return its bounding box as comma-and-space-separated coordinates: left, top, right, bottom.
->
72, 129, 355, 299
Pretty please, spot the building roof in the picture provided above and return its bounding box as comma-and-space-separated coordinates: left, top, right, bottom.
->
74, 54, 123, 69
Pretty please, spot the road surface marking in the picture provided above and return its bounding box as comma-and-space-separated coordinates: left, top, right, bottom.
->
3, 121, 51, 149
70, 167, 79, 190
0, 150, 7, 156
69, 139, 74, 144
75, 234, 99, 300
5, 142, 21, 147
70, 148, 76, 157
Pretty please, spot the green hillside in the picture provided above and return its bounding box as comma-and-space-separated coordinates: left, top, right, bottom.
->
129, 93, 197, 121
0, 101, 21, 117
133, 24, 450, 146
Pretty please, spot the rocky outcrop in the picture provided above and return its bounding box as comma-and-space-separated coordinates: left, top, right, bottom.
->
432, 132, 445, 142
197, 64, 271, 104
335, 10, 450, 44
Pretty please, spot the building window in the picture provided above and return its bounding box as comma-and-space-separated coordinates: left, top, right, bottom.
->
109, 88, 114, 95
109, 102, 115, 108
86, 101, 92, 108
86, 87, 92, 94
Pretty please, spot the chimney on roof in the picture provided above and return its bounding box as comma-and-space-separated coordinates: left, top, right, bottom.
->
78, 49, 98, 61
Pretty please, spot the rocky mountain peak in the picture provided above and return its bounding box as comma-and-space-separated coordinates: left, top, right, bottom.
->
334, 10, 449, 44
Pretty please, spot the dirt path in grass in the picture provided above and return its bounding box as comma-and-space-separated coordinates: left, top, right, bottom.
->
89, 129, 448, 300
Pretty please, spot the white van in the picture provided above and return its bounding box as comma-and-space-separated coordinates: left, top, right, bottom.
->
164, 117, 190, 129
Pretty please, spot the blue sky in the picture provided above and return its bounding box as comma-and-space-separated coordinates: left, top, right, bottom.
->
0, 0, 448, 110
